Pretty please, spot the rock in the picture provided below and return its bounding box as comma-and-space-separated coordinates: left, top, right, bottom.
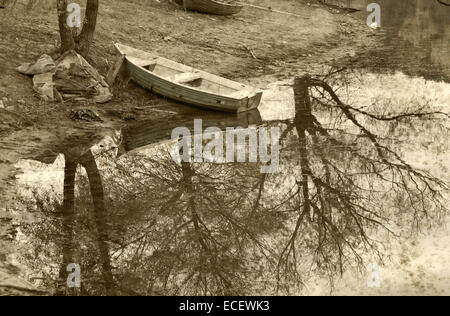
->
33, 73, 54, 101
16, 51, 113, 105
93, 86, 113, 104
0, 100, 4, 109
55, 51, 107, 87
17, 100, 25, 105
55, 51, 113, 104
16, 54, 56, 75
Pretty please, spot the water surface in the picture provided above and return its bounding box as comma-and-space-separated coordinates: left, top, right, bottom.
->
331, 0, 450, 81
9, 71, 449, 295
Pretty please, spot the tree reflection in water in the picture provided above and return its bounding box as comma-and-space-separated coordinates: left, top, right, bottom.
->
20, 70, 449, 295
275, 73, 448, 292
57, 150, 115, 295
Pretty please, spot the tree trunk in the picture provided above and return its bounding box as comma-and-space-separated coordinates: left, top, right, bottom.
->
57, 0, 76, 53
56, 0, 99, 58
76, 0, 99, 57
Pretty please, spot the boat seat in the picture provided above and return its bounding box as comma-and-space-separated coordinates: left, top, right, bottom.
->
228, 87, 254, 99
168, 72, 202, 84
128, 56, 158, 68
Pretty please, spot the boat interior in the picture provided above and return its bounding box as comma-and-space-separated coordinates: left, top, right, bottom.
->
145, 62, 239, 96
117, 44, 253, 99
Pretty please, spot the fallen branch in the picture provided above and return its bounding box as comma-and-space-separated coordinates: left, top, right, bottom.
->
243, 44, 258, 60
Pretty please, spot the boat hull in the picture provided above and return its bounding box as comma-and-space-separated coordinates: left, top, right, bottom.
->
115, 43, 262, 113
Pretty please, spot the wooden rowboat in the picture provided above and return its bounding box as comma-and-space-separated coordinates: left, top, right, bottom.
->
182, 0, 243, 16
115, 43, 262, 113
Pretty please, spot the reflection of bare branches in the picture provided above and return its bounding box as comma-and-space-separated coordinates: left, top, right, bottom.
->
105, 147, 277, 295
275, 73, 448, 291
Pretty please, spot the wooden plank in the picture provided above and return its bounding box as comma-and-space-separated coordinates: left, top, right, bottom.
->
168, 72, 202, 84
106, 53, 126, 86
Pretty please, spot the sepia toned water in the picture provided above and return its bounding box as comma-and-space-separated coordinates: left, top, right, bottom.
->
329, 0, 450, 80
7, 70, 448, 295
2, 1, 449, 295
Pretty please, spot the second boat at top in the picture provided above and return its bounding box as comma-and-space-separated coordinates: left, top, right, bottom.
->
181, 0, 243, 16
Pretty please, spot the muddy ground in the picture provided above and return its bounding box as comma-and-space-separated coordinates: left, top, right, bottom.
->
0, 0, 378, 293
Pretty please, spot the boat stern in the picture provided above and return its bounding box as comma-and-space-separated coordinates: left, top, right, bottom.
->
237, 91, 263, 113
